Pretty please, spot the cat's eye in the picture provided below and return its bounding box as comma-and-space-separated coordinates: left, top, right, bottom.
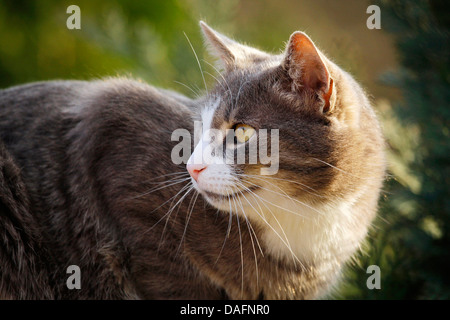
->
234, 124, 255, 143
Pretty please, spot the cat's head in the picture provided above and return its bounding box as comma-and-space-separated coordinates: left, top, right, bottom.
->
186, 22, 384, 222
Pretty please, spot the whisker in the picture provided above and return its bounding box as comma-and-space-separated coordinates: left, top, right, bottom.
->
159, 184, 195, 248
235, 173, 324, 198
153, 171, 191, 178
183, 32, 208, 96
215, 192, 234, 265
235, 194, 264, 256
144, 183, 193, 236
138, 171, 190, 185
202, 59, 234, 106
231, 193, 245, 298
234, 180, 303, 268
202, 59, 228, 87
128, 177, 191, 200
164, 186, 197, 276
233, 79, 251, 110
173, 80, 201, 98
204, 71, 226, 91
177, 190, 200, 256
163, 185, 194, 229
312, 158, 390, 180
240, 178, 326, 216
239, 180, 315, 218
236, 192, 260, 290
252, 174, 348, 207
237, 175, 323, 218
144, 175, 191, 185
152, 183, 192, 215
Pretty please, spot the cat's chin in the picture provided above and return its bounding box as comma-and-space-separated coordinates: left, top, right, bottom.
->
196, 186, 260, 212
203, 195, 241, 212
200, 190, 241, 210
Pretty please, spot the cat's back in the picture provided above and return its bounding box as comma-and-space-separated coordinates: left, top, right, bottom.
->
0, 81, 82, 139
0, 78, 195, 158
0, 79, 194, 131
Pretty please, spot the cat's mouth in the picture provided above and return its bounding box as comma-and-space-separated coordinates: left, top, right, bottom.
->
202, 185, 260, 201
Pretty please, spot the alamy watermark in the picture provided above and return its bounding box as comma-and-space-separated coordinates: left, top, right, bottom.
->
66, 265, 81, 290
366, 265, 381, 290
66, 4, 380, 31
366, 5, 381, 29
66, 5, 81, 30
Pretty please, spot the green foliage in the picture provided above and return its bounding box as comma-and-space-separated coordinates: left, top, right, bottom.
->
339, 0, 450, 299
0, 0, 210, 94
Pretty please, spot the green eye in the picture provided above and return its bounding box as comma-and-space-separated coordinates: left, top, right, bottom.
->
235, 124, 255, 143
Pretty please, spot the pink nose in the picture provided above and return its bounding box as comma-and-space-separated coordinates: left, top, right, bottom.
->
187, 163, 207, 182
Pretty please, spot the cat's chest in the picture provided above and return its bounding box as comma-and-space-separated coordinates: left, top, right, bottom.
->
251, 198, 359, 269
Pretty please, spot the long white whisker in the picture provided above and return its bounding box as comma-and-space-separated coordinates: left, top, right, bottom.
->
243, 174, 346, 207
233, 79, 250, 110
241, 179, 323, 218
145, 183, 193, 236
152, 171, 191, 179
184, 32, 208, 96
242, 183, 312, 218
128, 177, 192, 200
202, 59, 234, 106
236, 191, 260, 290
204, 71, 226, 91
144, 175, 191, 185
234, 180, 303, 268
177, 190, 200, 256
231, 193, 245, 298
215, 192, 234, 265
235, 193, 264, 256
240, 178, 325, 216
152, 183, 192, 215
202, 59, 229, 88
173, 80, 201, 98
159, 184, 196, 248
312, 157, 390, 180
235, 173, 325, 198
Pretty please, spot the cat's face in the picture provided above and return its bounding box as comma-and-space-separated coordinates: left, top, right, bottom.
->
187, 22, 375, 222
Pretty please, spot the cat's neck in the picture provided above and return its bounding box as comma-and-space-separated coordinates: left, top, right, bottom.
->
242, 192, 366, 275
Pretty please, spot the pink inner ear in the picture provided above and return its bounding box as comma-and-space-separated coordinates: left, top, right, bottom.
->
290, 32, 329, 93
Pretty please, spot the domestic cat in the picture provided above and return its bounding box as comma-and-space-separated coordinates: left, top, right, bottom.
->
0, 22, 385, 299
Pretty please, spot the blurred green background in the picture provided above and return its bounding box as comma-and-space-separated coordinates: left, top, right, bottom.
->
0, 0, 449, 299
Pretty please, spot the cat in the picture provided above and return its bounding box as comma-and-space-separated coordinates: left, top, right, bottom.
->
0, 21, 386, 299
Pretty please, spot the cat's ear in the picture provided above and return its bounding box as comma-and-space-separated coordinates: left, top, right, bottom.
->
283, 31, 334, 112
200, 21, 269, 70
